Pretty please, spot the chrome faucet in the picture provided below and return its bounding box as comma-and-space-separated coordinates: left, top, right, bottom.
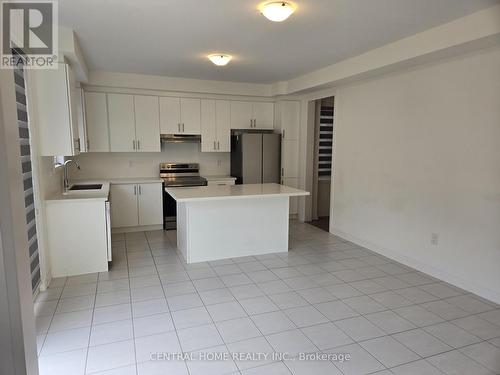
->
63, 159, 80, 191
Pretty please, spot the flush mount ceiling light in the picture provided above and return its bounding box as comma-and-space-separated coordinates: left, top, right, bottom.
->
260, 1, 295, 22
207, 54, 232, 66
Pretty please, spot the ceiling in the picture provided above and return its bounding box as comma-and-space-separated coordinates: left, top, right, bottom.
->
59, 0, 498, 84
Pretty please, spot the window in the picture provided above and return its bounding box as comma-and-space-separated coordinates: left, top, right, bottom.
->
316, 98, 334, 180
13, 49, 41, 294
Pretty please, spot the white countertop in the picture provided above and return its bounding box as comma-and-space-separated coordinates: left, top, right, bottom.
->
45, 177, 163, 202
202, 175, 237, 181
46, 181, 110, 202
166, 183, 309, 202
107, 177, 163, 184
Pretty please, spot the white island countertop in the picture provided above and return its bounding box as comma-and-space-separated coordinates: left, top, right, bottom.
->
166, 183, 309, 203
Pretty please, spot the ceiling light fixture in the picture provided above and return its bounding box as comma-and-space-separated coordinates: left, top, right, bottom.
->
207, 54, 232, 66
261, 1, 295, 22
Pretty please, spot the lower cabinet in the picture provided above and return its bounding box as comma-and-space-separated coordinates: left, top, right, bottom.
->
137, 183, 163, 226
110, 182, 163, 228
45, 199, 109, 277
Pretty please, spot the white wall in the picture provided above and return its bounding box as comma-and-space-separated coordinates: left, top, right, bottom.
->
69, 143, 230, 180
332, 46, 500, 303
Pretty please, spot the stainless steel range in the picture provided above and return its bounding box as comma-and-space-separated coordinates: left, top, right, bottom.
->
161, 163, 207, 229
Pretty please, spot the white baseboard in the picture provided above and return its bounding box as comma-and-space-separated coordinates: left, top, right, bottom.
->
331, 227, 500, 305
112, 224, 163, 234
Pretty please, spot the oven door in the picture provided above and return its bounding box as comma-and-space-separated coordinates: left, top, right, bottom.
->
164, 188, 177, 230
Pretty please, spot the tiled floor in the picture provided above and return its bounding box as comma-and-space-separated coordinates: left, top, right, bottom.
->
34, 221, 500, 375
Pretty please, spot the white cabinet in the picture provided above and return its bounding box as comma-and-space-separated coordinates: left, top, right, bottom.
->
276, 100, 301, 216
110, 182, 163, 228
230, 101, 274, 129
108, 94, 160, 152
84, 92, 110, 152
276, 100, 300, 140
159, 96, 181, 134
253, 102, 274, 129
45, 199, 109, 277
159, 97, 201, 134
137, 183, 163, 226
282, 140, 299, 178
230, 101, 253, 129
108, 94, 136, 152
75, 87, 88, 152
134, 95, 161, 152
181, 98, 201, 134
110, 184, 138, 228
201, 100, 231, 152
216, 101, 231, 152
34, 63, 80, 156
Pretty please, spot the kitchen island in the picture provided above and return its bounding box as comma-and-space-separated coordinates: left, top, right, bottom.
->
166, 183, 309, 263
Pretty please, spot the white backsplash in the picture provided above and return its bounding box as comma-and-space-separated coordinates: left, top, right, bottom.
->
69, 143, 230, 180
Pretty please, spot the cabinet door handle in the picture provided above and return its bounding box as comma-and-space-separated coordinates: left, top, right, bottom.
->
178, 123, 180, 132
217, 141, 220, 150
87, 139, 90, 150
134, 185, 137, 195
133, 140, 136, 150
214, 141, 216, 150
250, 119, 253, 128
137, 140, 140, 150
182, 123, 185, 132
139, 185, 142, 195
254, 119, 257, 128
282, 130, 285, 139
281, 167, 284, 176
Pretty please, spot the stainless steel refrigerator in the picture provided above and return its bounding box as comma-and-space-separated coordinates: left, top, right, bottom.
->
230, 131, 281, 184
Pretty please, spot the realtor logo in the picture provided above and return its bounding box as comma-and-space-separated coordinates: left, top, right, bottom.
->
1, 0, 58, 68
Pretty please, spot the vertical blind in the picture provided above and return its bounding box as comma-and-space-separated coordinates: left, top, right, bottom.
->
317, 102, 334, 179
13, 51, 41, 294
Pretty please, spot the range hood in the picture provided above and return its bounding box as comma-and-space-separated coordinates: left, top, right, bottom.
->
160, 134, 201, 143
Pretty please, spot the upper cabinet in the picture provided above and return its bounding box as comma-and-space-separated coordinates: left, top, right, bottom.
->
201, 100, 230, 152
84, 92, 110, 152
33, 63, 80, 156
275, 100, 300, 140
75, 87, 88, 152
159, 97, 201, 134
134, 95, 161, 152
230, 101, 274, 130
252, 102, 274, 129
108, 94, 135, 152
229, 101, 253, 129
159, 97, 180, 134
92, 93, 160, 153
80, 90, 276, 155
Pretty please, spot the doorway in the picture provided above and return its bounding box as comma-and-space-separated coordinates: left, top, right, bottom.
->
308, 96, 334, 231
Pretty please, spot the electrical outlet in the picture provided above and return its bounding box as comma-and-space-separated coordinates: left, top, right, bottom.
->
431, 233, 439, 246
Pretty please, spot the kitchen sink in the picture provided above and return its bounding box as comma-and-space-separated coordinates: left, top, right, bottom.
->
69, 184, 103, 191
